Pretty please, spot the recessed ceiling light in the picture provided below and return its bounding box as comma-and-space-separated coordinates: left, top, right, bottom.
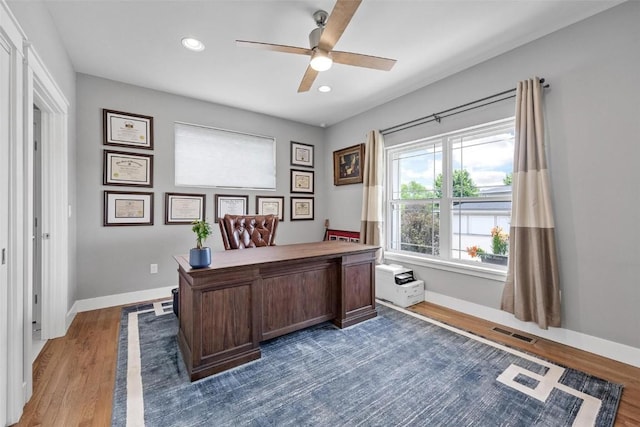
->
181, 37, 205, 52
318, 85, 331, 93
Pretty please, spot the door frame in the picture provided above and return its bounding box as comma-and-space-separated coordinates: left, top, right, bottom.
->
0, 22, 15, 427
1, 3, 26, 422
19, 42, 70, 406
26, 46, 70, 340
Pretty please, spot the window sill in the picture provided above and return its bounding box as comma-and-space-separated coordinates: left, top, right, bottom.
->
384, 251, 507, 282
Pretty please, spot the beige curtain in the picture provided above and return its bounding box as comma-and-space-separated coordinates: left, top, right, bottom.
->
360, 130, 384, 263
501, 77, 561, 329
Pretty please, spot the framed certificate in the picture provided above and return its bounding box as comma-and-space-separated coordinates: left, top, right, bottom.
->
290, 197, 314, 221
256, 196, 285, 221
290, 141, 314, 168
165, 193, 206, 225
104, 191, 154, 226
103, 109, 154, 150
290, 169, 314, 194
103, 150, 153, 187
214, 194, 249, 223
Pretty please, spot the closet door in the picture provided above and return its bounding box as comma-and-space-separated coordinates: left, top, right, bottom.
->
0, 34, 11, 426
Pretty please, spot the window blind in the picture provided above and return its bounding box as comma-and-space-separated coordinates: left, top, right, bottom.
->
175, 122, 276, 190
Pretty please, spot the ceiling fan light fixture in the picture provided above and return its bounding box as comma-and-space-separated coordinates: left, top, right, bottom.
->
310, 49, 333, 72
181, 37, 205, 52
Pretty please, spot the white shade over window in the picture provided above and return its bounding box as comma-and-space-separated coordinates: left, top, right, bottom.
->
175, 122, 276, 190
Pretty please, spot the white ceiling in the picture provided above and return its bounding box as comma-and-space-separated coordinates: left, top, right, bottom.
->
42, 0, 620, 127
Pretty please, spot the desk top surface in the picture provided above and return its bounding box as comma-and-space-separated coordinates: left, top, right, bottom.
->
175, 240, 378, 274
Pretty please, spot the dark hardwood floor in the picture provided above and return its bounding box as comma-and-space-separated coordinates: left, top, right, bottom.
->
13, 300, 640, 426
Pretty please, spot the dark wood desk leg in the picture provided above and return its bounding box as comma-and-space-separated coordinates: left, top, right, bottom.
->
334, 252, 377, 328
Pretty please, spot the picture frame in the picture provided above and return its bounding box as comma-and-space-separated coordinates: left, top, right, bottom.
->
103, 150, 153, 187
256, 196, 285, 222
104, 190, 154, 226
164, 193, 206, 225
333, 143, 365, 186
290, 141, 314, 168
214, 194, 248, 223
103, 109, 154, 150
290, 169, 314, 194
290, 197, 314, 221
325, 229, 360, 243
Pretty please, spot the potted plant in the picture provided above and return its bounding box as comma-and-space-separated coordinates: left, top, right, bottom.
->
189, 219, 212, 268
466, 226, 509, 266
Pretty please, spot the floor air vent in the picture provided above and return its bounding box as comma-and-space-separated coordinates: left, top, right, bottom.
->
491, 327, 536, 344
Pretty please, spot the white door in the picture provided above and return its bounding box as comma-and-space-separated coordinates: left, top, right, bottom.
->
0, 34, 12, 427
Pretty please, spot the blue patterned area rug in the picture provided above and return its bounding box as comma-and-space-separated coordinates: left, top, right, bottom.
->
112, 300, 622, 426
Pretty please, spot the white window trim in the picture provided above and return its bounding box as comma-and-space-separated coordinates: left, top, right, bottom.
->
384, 118, 513, 281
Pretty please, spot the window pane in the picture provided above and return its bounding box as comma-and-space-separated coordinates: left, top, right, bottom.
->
451, 200, 511, 263
390, 143, 442, 200
451, 127, 514, 198
390, 201, 440, 255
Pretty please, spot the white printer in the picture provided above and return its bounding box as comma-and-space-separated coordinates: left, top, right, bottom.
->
375, 264, 424, 308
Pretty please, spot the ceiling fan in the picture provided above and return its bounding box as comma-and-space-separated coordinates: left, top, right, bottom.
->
236, 0, 397, 93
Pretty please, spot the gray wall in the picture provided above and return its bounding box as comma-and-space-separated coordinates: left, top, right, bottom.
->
76, 74, 326, 300
325, 1, 640, 348
7, 1, 78, 310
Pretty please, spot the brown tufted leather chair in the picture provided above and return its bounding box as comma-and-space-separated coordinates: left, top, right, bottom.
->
218, 214, 279, 250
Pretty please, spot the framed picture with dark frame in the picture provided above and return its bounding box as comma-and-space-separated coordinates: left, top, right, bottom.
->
290, 197, 314, 221
333, 143, 365, 186
256, 196, 285, 221
103, 150, 153, 187
214, 194, 248, 223
290, 141, 314, 168
290, 169, 314, 194
103, 109, 154, 150
104, 190, 154, 226
164, 193, 206, 225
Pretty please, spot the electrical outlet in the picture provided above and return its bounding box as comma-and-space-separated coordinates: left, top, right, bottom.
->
150, 263, 158, 274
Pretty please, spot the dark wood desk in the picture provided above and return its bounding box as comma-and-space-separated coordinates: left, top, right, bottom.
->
174, 241, 378, 381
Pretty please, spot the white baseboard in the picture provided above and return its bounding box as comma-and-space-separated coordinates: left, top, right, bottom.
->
74, 286, 175, 313
425, 290, 640, 369
66, 300, 78, 331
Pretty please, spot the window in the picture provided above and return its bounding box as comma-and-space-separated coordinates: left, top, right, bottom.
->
175, 122, 276, 190
386, 118, 514, 269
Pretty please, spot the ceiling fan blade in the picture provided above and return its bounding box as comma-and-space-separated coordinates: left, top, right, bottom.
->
318, 0, 362, 51
331, 51, 396, 71
298, 65, 319, 93
236, 40, 312, 56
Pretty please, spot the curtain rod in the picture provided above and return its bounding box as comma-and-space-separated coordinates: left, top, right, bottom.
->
380, 78, 549, 136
